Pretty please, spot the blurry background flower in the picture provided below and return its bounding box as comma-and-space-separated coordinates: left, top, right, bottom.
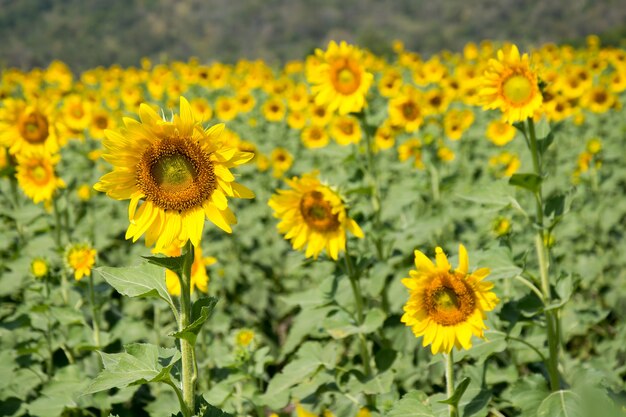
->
30, 258, 49, 279
65, 243, 97, 281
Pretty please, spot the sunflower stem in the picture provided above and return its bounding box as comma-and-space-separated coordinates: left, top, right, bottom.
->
52, 196, 63, 251
444, 352, 458, 417
343, 249, 375, 409
43, 275, 54, 379
526, 118, 560, 391
88, 273, 102, 349
428, 163, 440, 203
358, 112, 384, 260
179, 241, 196, 416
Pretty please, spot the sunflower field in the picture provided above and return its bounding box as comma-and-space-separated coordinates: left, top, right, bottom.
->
1, 37, 625, 417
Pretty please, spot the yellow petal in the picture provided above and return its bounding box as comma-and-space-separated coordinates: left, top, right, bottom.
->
435, 247, 451, 270
205, 123, 225, 140
457, 244, 469, 275
139, 103, 160, 125
231, 182, 255, 199
179, 97, 195, 134
182, 207, 206, 247
414, 249, 435, 271
204, 204, 233, 233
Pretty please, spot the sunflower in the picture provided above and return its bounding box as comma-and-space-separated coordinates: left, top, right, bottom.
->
270, 147, 293, 178
59, 94, 92, 139
301, 125, 329, 149
378, 69, 403, 97
262, 96, 287, 122
488, 151, 521, 178
287, 110, 307, 130
581, 86, 616, 113
329, 115, 362, 146
480, 45, 543, 123
485, 120, 517, 146
94, 97, 255, 251
443, 109, 474, 141
0, 98, 60, 156
65, 243, 97, 281
388, 86, 424, 133
398, 138, 425, 169
308, 41, 373, 115
268, 172, 363, 260
15, 150, 66, 204
30, 258, 49, 279
235, 329, 255, 348
215, 96, 238, 121
287, 84, 310, 111
190, 97, 214, 121
374, 122, 396, 151
89, 107, 116, 140
401, 245, 499, 354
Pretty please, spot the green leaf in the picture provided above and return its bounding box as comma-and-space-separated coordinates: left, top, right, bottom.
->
346, 369, 395, 395
544, 193, 565, 218
537, 390, 583, 417
457, 181, 516, 208
454, 331, 507, 363
509, 374, 549, 417
260, 341, 334, 409
509, 173, 542, 193
537, 132, 555, 155
438, 377, 470, 406
143, 254, 186, 278
325, 308, 386, 339
361, 308, 387, 333
201, 403, 235, 417
387, 391, 435, 417
171, 296, 218, 345
83, 343, 180, 395
96, 263, 175, 312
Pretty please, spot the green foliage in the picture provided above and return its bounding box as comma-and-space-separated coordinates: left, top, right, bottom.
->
84, 343, 181, 394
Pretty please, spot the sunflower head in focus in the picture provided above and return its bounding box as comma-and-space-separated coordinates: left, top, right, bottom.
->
401, 245, 499, 354
307, 41, 373, 115
268, 172, 364, 260
65, 243, 97, 281
94, 97, 255, 251
480, 45, 543, 123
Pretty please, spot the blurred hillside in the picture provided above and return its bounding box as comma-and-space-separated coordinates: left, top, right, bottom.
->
1, 0, 626, 71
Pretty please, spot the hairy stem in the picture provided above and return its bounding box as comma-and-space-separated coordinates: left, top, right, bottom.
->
527, 118, 560, 391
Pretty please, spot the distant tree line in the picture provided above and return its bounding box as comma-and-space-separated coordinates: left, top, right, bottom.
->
0, 0, 625, 71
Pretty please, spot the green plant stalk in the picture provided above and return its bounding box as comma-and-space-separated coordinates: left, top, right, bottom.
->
44, 276, 54, 379
88, 274, 102, 348
359, 113, 384, 260
444, 352, 458, 417
526, 118, 560, 391
428, 163, 441, 202
52, 196, 63, 250
179, 241, 197, 416
343, 249, 375, 409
